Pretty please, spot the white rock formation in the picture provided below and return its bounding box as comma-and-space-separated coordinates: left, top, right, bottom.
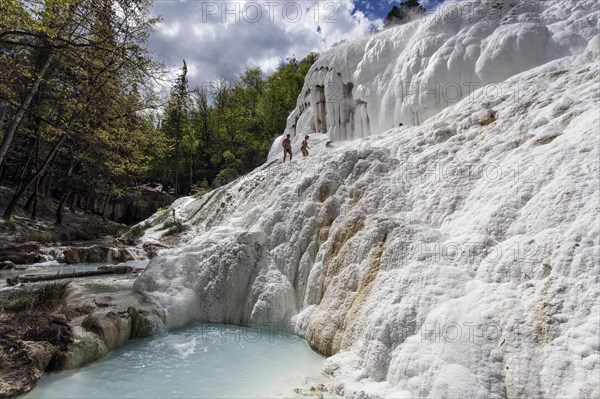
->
134, 0, 599, 397
283, 0, 596, 143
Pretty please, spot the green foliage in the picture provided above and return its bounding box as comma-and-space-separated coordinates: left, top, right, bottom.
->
0, 0, 316, 221
130, 222, 151, 238
2, 282, 69, 312
384, 0, 426, 28
163, 221, 187, 236
160, 60, 191, 194
0, 0, 162, 221
81, 216, 126, 239
26, 231, 55, 242
159, 219, 180, 231
211, 150, 241, 187
4, 298, 29, 311
144, 53, 319, 196
121, 221, 151, 244
213, 168, 239, 188
192, 180, 211, 197
152, 209, 171, 226
1, 216, 18, 232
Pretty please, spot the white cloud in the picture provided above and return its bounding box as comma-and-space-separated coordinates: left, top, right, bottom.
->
148, 0, 382, 89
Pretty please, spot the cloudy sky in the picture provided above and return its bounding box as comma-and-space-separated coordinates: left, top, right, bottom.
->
148, 0, 444, 88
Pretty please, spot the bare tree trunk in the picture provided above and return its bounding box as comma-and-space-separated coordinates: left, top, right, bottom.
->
31, 178, 39, 220
55, 191, 70, 225
24, 188, 35, 211
189, 145, 193, 193
35, 172, 48, 200
13, 136, 38, 195
0, 163, 5, 186
174, 128, 180, 195
101, 194, 110, 220
24, 131, 41, 213
3, 135, 65, 219
44, 173, 53, 197
70, 192, 78, 212
54, 156, 78, 224
84, 196, 92, 213
0, 48, 55, 168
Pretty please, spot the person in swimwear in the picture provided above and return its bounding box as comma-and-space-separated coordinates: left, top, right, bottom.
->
282, 134, 292, 162
300, 135, 310, 157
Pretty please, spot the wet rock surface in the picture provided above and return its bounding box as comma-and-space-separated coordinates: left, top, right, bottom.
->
62, 245, 134, 264
0, 269, 158, 398
0, 261, 16, 270
0, 243, 44, 265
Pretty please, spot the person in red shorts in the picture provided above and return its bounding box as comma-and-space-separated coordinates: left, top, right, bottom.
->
282, 134, 293, 162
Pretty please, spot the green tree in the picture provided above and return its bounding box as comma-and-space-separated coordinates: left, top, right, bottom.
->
384, 0, 426, 28
68, 51, 320, 200
161, 61, 191, 195
1, 0, 161, 220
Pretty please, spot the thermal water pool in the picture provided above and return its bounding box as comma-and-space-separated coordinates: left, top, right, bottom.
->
24, 323, 326, 398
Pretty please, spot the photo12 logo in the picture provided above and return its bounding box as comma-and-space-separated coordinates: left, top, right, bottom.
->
430, 0, 541, 24
393, 161, 541, 187
400, 80, 549, 108
421, 320, 539, 346
197, 322, 302, 344
391, 239, 542, 266
201, 2, 341, 24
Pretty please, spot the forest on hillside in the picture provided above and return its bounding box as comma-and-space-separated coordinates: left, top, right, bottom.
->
0, 0, 317, 225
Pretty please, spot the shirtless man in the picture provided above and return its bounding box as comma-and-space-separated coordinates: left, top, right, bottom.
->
282, 134, 292, 162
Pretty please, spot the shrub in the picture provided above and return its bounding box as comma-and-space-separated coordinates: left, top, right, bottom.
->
129, 222, 151, 239
82, 216, 126, 239
2, 282, 70, 312
163, 221, 187, 236
26, 231, 55, 243
153, 209, 171, 226
120, 221, 151, 245
213, 168, 239, 188
1, 216, 18, 232
192, 179, 211, 197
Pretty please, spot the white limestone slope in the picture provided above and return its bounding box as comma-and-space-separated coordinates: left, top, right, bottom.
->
134, 1, 600, 397
280, 0, 597, 144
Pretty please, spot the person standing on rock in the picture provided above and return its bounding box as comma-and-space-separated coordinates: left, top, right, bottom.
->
282, 134, 293, 162
301, 135, 310, 157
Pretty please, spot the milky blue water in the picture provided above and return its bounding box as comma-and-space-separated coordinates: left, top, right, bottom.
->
24, 323, 325, 398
